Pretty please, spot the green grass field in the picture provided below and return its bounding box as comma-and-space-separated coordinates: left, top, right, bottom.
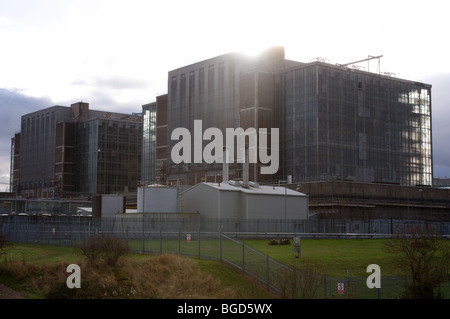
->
1, 238, 448, 299
124, 236, 400, 277
246, 238, 399, 277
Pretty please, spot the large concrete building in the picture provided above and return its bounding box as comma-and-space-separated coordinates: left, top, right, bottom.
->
146, 46, 432, 188
11, 102, 142, 198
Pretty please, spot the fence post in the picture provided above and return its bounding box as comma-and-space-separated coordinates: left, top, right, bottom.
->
198, 227, 201, 259
323, 275, 327, 298
219, 226, 223, 262
242, 240, 245, 272
142, 217, 145, 254
126, 226, 129, 252
159, 228, 162, 254
178, 231, 181, 256
266, 254, 270, 290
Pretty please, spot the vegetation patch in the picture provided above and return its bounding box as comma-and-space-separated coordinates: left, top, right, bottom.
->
0, 237, 272, 299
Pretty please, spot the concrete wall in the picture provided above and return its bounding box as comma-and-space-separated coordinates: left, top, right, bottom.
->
245, 193, 308, 220
218, 189, 240, 219
181, 183, 217, 218
137, 187, 177, 213
100, 195, 125, 218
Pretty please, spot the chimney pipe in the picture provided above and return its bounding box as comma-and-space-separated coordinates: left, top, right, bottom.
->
222, 146, 229, 183
243, 144, 249, 188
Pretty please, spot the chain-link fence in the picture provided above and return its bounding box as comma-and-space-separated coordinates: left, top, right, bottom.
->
1, 215, 449, 299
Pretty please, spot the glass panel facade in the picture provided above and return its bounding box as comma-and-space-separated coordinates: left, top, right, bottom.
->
284, 63, 432, 186
141, 102, 157, 184
76, 119, 142, 193
75, 120, 99, 193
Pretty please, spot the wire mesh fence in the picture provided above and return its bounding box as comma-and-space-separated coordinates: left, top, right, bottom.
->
1, 215, 449, 299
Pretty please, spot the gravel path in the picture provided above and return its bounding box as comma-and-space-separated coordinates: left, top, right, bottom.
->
0, 282, 24, 299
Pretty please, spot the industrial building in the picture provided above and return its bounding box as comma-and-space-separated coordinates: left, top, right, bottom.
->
10, 102, 142, 198
179, 151, 308, 221
180, 181, 308, 221
146, 46, 432, 187
6, 47, 448, 229
298, 180, 450, 222
137, 46, 448, 226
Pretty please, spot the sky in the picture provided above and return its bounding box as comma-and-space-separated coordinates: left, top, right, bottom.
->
0, 0, 449, 190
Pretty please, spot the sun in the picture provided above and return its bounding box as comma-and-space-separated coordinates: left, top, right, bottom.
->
237, 42, 285, 58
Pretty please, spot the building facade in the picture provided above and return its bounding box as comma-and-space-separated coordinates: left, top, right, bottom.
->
151, 46, 433, 187
141, 102, 157, 184
163, 47, 292, 185
283, 62, 432, 186
11, 102, 142, 198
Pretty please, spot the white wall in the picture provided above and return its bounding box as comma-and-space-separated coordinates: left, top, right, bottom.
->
137, 187, 178, 213
101, 195, 125, 218
181, 183, 309, 220
181, 183, 218, 218
246, 194, 308, 220
218, 189, 240, 219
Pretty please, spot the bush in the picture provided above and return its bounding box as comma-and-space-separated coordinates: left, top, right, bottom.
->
78, 235, 128, 267
0, 230, 11, 259
45, 254, 238, 299
278, 258, 324, 299
383, 225, 450, 299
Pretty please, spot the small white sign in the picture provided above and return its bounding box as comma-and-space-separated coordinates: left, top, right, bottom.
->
337, 282, 344, 294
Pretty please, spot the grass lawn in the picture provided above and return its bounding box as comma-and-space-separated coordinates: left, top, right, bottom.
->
2, 243, 84, 265
102, 237, 410, 277
244, 238, 400, 277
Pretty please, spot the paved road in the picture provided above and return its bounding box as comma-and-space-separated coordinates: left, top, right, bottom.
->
0, 282, 24, 299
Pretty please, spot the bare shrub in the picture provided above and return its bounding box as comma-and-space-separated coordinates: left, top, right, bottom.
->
383, 225, 450, 299
278, 258, 324, 299
78, 235, 128, 267
45, 264, 137, 299
122, 254, 239, 299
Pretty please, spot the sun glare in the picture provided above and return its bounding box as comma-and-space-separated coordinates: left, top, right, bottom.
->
237, 43, 284, 58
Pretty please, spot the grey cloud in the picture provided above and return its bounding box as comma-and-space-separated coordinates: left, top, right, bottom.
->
0, 88, 53, 135
0, 88, 54, 184
71, 79, 88, 86
70, 76, 149, 91
94, 76, 148, 90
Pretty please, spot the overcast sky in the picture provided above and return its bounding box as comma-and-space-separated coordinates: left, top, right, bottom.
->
1, 0, 449, 190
